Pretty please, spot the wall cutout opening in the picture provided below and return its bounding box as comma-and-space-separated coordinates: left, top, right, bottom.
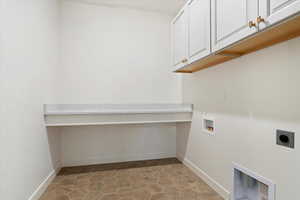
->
276, 129, 295, 149
202, 116, 215, 135
233, 163, 275, 200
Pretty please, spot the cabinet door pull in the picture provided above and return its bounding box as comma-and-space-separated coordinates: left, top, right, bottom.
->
248, 21, 257, 28
182, 58, 188, 63
257, 16, 265, 24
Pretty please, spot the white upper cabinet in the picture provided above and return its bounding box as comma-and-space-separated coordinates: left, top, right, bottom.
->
172, 7, 188, 70
172, 0, 300, 72
187, 0, 211, 63
211, 0, 259, 52
259, 0, 300, 29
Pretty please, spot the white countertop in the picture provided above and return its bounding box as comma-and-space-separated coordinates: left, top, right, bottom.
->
44, 104, 193, 115
44, 104, 193, 127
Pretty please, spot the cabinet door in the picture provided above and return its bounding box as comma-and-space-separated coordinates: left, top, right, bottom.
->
211, 0, 259, 52
172, 7, 188, 70
188, 0, 211, 63
259, 0, 300, 29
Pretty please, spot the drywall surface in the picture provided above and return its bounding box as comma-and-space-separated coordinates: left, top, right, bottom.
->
1, 1, 61, 200
61, 124, 176, 166
59, 1, 181, 166
178, 37, 300, 200
0, 1, 4, 197
63, 0, 186, 15
60, 1, 181, 104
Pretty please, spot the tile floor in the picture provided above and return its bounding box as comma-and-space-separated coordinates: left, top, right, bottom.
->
39, 159, 223, 200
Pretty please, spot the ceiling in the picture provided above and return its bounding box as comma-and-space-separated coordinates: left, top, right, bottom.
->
64, 0, 186, 15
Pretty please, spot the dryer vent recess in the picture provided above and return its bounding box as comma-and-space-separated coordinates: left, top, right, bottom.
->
276, 129, 295, 149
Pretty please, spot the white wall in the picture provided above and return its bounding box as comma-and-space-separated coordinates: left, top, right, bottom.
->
178, 38, 300, 200
59, 1, 181, 166
1, 0, 61, 200
60, 1, 181, 104
0, 0, 4, 197
61, 124, 176, 166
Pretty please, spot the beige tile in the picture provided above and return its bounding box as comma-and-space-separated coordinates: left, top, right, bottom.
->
39, 160, 223, 200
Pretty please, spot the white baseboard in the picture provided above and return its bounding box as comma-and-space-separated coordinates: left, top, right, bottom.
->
179, 155, 231, 200
63, 152, 176, 167
28, 166, 61, 200
176, 152, 185, 162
